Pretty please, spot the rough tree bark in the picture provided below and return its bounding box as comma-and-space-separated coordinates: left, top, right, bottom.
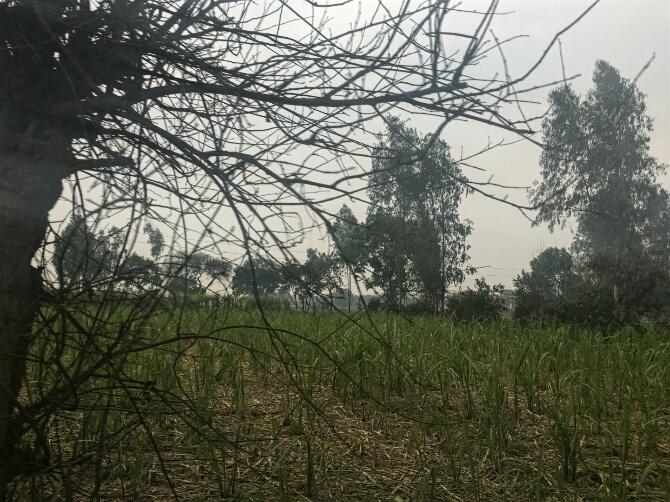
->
0, 2, 83, 493
0, 141, 68, 498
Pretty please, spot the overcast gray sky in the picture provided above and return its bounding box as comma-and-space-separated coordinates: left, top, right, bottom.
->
51, 0, 669, 289
307, 0, 670, 288
400, 0, 670, 287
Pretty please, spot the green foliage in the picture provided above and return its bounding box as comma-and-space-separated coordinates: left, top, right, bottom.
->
363, 212, 413, 311
54, 216, 232, 295
234, 294, 290, 312
331, 204, 366, 312
143, 223, 165, 259
530, 61, 670, 322
365, 116, 471, 311
53, 216, 161, 290
231, 258, 282, 295
448, 278, 505, 321
279, 249, 343, 310
331, 204, 366, 274
165, 251, 232, 294
364, 296, 387, 312
301, 248, 342, 302
53, 214, 111, 285
513, 247, 579, 321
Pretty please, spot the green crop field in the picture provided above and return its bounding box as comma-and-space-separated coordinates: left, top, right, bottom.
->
18, 307, 670, 501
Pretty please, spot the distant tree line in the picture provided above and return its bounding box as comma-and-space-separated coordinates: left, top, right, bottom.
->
54, 62, 670, 324
55, 116, 478, 314
234, 117, 475, 314
54, 215, 232, 295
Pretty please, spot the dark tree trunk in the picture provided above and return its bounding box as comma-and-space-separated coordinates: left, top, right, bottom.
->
347, 270, 351, 313
0, 149, 65, 499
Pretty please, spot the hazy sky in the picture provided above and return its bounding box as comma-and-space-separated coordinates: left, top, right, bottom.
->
417, 0, 670, 287
50, 0, 669, 289
311, 0, 670, 288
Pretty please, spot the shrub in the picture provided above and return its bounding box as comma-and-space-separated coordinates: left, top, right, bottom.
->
365, 296, 387, 312
448, 279, 505, 321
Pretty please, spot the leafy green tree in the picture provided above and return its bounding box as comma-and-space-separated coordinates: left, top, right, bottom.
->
530, 61, 670, 322
53, 215, 110, 286
232, 259, 282, 296
366, 117, 470, 311
167, 252, 232, 294
53, 217, 158, 290
332, 205, 366, 271
278, 250, 342, 310
201, 255, 232, 287
448, 278, 505, 321
143, 223, 165, 260
513, 247, 579, 321
331, 205, 366, 311
116, 253, 161, 291
364, 212, 412, 311
279, 260, 307, 310
303, 248, 343, 309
